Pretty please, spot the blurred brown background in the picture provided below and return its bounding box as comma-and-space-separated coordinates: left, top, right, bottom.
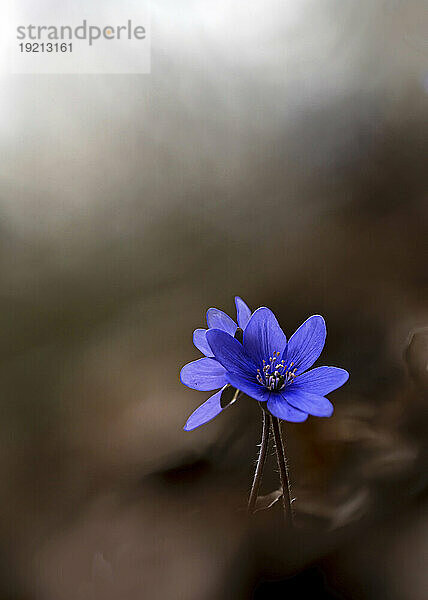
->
0, 1, 427, 598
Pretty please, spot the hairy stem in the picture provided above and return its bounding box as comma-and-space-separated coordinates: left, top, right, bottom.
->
248, 408, 271, 513
271, 417, 294, 527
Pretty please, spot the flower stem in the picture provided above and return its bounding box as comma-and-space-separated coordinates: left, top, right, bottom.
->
271, 417, 294, 527
248, 407, 271, 513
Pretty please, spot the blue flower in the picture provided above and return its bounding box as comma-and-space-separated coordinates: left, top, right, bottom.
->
181, 297, 252, 431
181, 305, 349, 430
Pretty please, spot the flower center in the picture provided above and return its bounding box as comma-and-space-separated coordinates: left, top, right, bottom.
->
256, 351, 297, 391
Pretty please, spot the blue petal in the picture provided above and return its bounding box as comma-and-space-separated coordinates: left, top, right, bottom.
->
180, 358, 227, 391
243, 307, 287, 367
193, 329, 214, 357
183, 389, 225, 431
206, 308, 237, 336
226, 373, 271, 402
206, 329, 257, 380
267, 394, 308, 422
284, 388, 333, 417
293, 366, 349, 395
283, 315, 326, 374
235, 296, 252, 329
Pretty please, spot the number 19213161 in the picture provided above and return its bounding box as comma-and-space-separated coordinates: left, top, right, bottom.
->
19, 42, 73, 53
